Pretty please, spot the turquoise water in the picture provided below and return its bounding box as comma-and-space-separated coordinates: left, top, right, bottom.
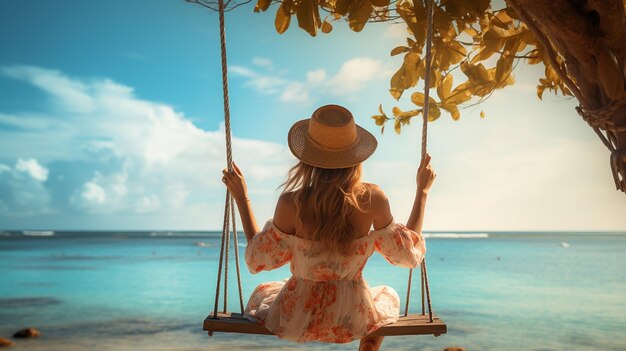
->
1, 231, 625, 351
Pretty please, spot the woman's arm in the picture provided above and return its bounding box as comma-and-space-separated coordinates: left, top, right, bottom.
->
234, 196, 260, 242
406, 153, 436, 233
222, 162, 259, 241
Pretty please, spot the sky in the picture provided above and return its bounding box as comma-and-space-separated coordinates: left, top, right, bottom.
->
0, 0, 625, 231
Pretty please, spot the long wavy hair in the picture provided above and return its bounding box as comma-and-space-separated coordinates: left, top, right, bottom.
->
279, 161, 372, 253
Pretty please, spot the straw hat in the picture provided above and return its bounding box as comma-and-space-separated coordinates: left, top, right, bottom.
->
288, 104, 378, 169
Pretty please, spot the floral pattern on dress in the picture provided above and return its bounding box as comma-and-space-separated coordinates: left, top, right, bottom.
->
243, 218, 426, 343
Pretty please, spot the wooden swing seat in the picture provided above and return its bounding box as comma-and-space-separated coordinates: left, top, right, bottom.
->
204, 312, 447, 337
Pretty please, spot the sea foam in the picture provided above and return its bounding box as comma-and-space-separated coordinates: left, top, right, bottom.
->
22, 230, 55, 236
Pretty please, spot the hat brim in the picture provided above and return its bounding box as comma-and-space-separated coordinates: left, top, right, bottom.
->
287, 119, 378, 169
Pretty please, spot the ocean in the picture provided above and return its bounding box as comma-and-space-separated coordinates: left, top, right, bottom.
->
1, 230, 625, 351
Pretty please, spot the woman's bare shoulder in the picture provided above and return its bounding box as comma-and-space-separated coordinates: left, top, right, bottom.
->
361, 182, 388, 204
273, 192, 297, 234
362, 182, 393, 229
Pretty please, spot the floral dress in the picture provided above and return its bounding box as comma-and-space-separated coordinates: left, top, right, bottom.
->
243, 218, 426, 343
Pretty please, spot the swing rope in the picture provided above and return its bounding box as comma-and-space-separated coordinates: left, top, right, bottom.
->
211, 0, 436, 325
404, 0, 434, 322
212, 0, 245, 319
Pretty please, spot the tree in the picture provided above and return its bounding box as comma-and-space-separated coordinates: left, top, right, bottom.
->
189, 0, 626, 193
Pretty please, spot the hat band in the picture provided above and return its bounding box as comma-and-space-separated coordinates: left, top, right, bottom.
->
305, 133, 360, 152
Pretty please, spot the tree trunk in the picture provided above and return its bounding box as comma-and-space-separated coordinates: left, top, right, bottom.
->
507, 0, 626, 192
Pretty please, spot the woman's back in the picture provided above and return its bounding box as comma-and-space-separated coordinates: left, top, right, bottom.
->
274, 182, 393, 242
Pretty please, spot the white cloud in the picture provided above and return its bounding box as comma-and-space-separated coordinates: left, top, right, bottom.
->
230, 65, 287, 94
135, 194, 161, 213
81, 181, 106, 205
0, 161, 51, 216
230, 57, 390, 105
229, 65, 256, 78
15, 158, 49, 181
306, 69, 327, 84
3, 65, 95, 113
4, 64, 623, 230
280, 82, 310, 102
383, 23, 408, 40
251, 57, 273, 69
0, 65, 294, 228
326, 57, 391, 95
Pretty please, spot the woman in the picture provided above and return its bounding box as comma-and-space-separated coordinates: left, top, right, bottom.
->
221, 104, 436, 351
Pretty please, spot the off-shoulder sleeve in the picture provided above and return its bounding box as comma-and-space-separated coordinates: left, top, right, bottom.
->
245, 219, 293, 274
371, 219, 426, 268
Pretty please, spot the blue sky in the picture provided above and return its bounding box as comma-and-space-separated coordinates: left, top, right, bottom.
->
1, 0, 625, 231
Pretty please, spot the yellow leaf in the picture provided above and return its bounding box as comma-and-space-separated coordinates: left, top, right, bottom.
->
447, 82, 473, 104
321, 20, 333, 33
437, 74, 453, 101
427, 105, 441, 122
389, 88, 403, 100
480, 110, 485, 119
476, 63, 490, 81
450, 106, 460, 120
464, 26, 478, 37
436, 46, 452, 70
391, 106, 401, 117
391, 46, 409, 56
495, 55, 513, 83
416, 58, 438, 88
440, 103, 460, 120
296, 0, 320, 36
392, 106, 421, 118
256, 0, 271, 12
536, 85, 545, 100
335, 0, 351, 16
348, 0, 373, 32
448, 40, 467, 62
371, 114, 387, 126
470, 46, 496, 63
412, 92, 425, 106
474, 30, 502, 62
371, 0, 389, 6
275, 4, 291, 34
389, 52, 420, 100
394, 120, 401, 134
495, 9, 514, 24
